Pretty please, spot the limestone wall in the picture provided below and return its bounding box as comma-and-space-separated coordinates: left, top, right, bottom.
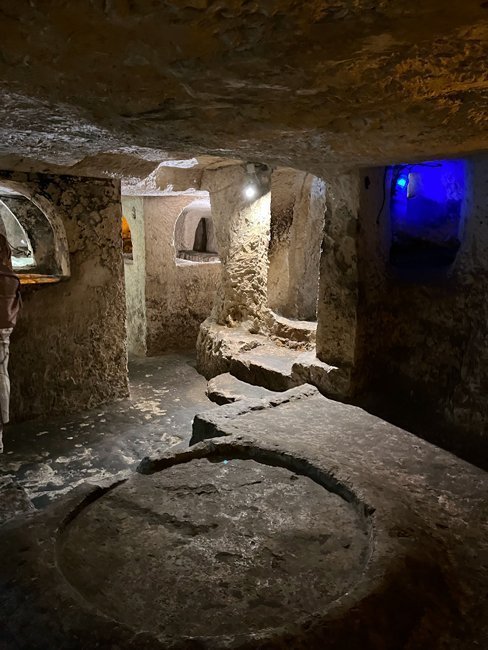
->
124, 195, 220, 354
0, 171, 128, 421
122, 197, 147, 357
268, 168, 325, 321
356, 156, 488, 444
203, 163, 272, 331
286, 173, 325, 321
316, 172, 360, 391
267, 169, 297, 315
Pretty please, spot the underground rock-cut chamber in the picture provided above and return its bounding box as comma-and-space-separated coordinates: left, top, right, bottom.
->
57, 456, 371, 642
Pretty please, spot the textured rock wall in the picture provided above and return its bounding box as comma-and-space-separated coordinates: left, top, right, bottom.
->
316, 171, 360, 395
268, 168, 326, 321
356, 156, 488, 443
142, 196, 220, 353
0, 2, 486, 176
122, 197, 147, 357
173, 200, 215, 253
0, 171, 129, 421
287, 174, 326, 320
204, 164, 272, 331
268, 169, 300, 316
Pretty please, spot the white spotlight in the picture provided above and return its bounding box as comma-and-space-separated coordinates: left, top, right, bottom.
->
244, 184, 257, 200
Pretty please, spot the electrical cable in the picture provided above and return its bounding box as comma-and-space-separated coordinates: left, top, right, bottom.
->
376, 161, 442, 225
376, 167, 387, 225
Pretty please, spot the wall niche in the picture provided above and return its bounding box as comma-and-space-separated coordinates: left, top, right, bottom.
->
174, 199, 219, 264
388, 159, 465, 275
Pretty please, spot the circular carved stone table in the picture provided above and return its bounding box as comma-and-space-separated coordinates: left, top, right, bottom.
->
58, 457, 370, 641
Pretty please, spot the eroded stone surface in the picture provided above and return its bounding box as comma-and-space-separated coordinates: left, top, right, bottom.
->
316, 171, 360, 395
207, 372, 277, 404
204, 163, 272, 331
191, 385, 320, 445
291, 350, 349, 399
270, 313, 316, 346
0, 477, 35, 525
58, 458, 370, 640
189, 387, 488, 648
197, 319, 353, 398
0, 170, 129, 421
268, 169, 325, 321
0, 3, 486, 175
197, 319, 306, 390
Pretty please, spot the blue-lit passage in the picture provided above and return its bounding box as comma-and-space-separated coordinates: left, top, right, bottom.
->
389, 159, 465, 269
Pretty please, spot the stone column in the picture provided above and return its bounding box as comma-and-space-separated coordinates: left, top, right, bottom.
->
203, 163, 272, 332
316, 171, 360, 395
286, 174, 326, 320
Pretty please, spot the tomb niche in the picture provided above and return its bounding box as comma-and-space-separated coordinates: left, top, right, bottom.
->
174, 200, 219, 264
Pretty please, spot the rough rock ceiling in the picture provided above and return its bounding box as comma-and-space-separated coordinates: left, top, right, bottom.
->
0, 1, 486, 177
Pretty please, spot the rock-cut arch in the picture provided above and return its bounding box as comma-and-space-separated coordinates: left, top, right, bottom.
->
0, 180, 70, 278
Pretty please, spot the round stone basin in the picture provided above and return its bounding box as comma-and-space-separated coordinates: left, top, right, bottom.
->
58, 457, 371, 641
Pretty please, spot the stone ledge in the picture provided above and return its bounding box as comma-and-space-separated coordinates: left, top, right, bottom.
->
206, 372, 278, 405
196, 318, 305, 390
291, 350, 352, 398
191, 383, 319, 446
270, 312, 317, 346
197, 319, 352, 397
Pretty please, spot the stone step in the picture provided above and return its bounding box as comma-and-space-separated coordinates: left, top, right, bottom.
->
207, 372, 278, 405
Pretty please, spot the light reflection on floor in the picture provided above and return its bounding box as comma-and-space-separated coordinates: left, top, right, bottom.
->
0, 353, 213, 508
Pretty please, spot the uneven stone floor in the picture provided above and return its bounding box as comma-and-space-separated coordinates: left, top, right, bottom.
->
0, 353, 212, 509
1, 381, 487, 648
1, 363, 487, 648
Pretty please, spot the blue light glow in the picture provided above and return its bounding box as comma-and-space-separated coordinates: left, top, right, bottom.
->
388, 159, 466, 269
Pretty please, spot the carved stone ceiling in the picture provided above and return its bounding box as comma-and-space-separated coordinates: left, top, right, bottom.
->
0, 1, 486, 177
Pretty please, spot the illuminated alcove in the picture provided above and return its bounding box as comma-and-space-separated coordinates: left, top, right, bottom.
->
388, 159, 466, 270
174, 198, 219, 264
0, 184, 70, 284
121, 216, 133, 260
0, 199, 35, 269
